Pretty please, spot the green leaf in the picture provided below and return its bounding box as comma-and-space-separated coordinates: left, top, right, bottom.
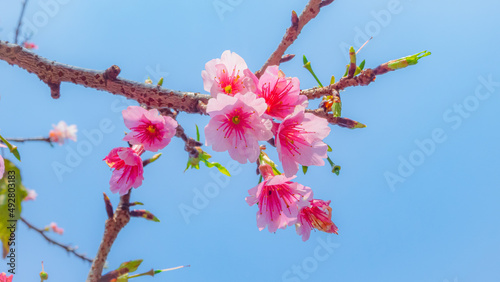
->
195, 124, 200, 142
201, 159, 231, 176
387, 50, 431, 70
359, 59, 366, 70
0, 159, 28, 258
157, 77, 164, 86
130, 210, 160, 222
99, 259, 143, 282
0, 134, 21, 161
302, 55, 323, 87
327, 145, 333, 152
302, 166, 308, 175
330, 75, 335, 85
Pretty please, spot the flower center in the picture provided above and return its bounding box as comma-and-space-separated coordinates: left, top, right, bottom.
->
231, 115, 241, 125
146, 125, 156, 134
224, 84, 233, 94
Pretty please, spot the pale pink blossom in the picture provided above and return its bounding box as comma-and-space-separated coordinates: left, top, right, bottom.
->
23, 189, 38, 201
0, 272, 13, 282
49, 121, 77, 145
296, 199, 338, 241
104, 145, 144, 195
204, 93, 272, 164
49, 222, 64, 235
202, 50, 255, 97
122, 106, 177, 152
246, 164, 313, 233
0, 144, 5, 180
275, 107, 330, 177
251, 66, 307, 120
23, 42, 38, 50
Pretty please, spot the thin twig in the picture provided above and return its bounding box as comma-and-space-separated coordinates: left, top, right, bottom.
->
19, 217, 93, 263
5, 137, 52, 144
255, 0, 334, 77
14, 0, 29, 44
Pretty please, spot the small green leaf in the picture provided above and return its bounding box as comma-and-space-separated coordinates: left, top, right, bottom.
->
327, 145, 333, 152
330, 75, 335, 85
0, 134, 21, 161
201, 159, 231, 176
195, 124, 200, 142
359, 59, 366, 70
387, 50, 431, 70
99, 259, 143, 282
302, 166, 308, 175
332, 165, 341, 176
157, 77, 164, 86
302, 55, 323, 87
130, 210, 160, 222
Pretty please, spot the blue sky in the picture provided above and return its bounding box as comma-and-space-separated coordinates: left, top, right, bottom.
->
0, 0, 499, 281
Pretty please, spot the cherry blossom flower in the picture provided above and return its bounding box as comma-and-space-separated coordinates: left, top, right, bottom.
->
202, 50, 255, 97
246, 164, 313, 233
49, 222, 64, 235
104, 145, 144, 195
275, 107, 330, 177
0, 144, 5, 180
23, 42, 38, 50
23, 189, 38, 201
49, 121, 77, 145
252, 66, 307, 120
204, 93, 273, 164
296, 199, 338, 241
122, 106, 177, 152
0, 272, 13, 282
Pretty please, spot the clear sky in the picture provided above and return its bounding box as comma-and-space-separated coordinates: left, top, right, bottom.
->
0, 0, 499, 281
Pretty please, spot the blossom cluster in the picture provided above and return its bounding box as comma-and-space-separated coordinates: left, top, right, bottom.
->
104, 106, 177, 195
202, 51, 338, 241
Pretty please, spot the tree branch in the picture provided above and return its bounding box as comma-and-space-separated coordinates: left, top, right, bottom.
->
5, 137, 52, 144
0, 41, 210, 114
19, 217, 93, 263
255, 0, 334, 77
87, 190, 131, 282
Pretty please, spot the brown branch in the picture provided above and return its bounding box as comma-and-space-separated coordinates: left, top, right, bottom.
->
19, 217, 93, 263
0, 41, 210, 113
14, 0, 29, 44
255, 0, 334, 77
87, 190, 131, 282
5, 137, 52, 144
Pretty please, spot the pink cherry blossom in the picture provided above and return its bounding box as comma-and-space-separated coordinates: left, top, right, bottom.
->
104, 145, 144, 195
23, 189, 38, 201
204, 93, 273, 164
246, 164, 313, 233
275, 107, 330, 177
251, 66, 307, 120
0, 144, 5, 180
296, 199, 338, 241
122, 106, 178, 152
23, 42, 38, 50
49, 121, 77, 145
49, 222, 64, 235
0, 272, 13, 282
202, 50, 255, 97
